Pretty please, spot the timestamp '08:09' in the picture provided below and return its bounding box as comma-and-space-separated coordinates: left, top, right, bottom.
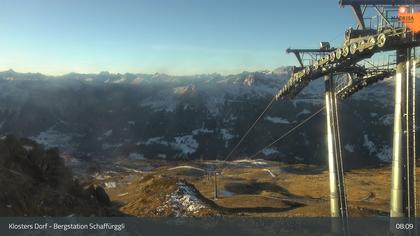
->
395, 223, 414, 230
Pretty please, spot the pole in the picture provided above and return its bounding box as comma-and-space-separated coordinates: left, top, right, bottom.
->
325, 74, 348, 235
326, 83, 340, 217
390, 48, 416, 218
213, 171, 218, 200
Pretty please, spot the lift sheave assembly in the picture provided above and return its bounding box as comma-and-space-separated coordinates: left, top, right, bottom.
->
275, 0, 419, 232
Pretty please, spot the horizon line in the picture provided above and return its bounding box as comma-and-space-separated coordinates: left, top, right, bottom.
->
0, 66, 292, 77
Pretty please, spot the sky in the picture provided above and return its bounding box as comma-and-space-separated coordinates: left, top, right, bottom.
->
0, 0, 356, 75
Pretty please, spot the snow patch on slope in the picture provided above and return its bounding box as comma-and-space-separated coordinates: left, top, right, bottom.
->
265, 116, 290, 124
377, 145, 392, 163
262, 147, 279, 156
128, 152, 145, 160
159, 181, 207, 217
379, 114, 393, 126
192, 128, 214, 135
173, 135, 199, 155
30, 128, 80, 152
344, 144, 355, 153
232, 159, 267, 166
220, 128, 235, 148
296, 109, 311, 117
363, 135, 391, 162
103, 129, 113, 137
168, 166, 205, 172
363, 134, 376, 154
137, 135, 199, 155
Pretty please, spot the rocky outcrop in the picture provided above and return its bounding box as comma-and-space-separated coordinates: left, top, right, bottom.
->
94, 186, 111, 206
0, 135, 119, 216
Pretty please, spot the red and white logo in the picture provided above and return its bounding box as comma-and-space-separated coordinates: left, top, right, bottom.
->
398, 5, 420, 32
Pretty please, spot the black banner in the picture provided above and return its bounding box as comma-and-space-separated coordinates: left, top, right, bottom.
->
0, 217, 419, 236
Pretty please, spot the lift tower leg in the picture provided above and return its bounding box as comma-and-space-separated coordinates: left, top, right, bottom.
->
325, 74, 348, 234
390, 48, 416, 218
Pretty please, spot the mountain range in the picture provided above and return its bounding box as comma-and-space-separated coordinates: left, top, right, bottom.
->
0, 68, 413, 169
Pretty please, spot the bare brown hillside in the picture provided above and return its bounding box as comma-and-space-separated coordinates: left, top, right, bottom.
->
96, 159, 420, 217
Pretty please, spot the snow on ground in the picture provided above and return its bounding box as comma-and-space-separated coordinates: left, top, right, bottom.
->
262, 168, 276, 177
294, 156, 304, 162
137, 136, 169, 146
363, 134, 377, 154
157, 154, 167, 159
232, 159, 267, 166
264, 116, 290, 124
168, 166, 205, 172
379, 114, 393, 126
110, 78, 126, 84
362, 135, 391, 163
127, 77, 144, 84
220, 128, 234, 140
101, 143, 123, 150
192, 128, 214, 135
173, 135, 199, 155
296, 109, 311, 117
157, 181, 207, 217
223, 114, 238, 122
118, 192, 129, 197
30, 127, 79, 152
117, 166, 145, 173
128, 152, 145, 160
104, 182, 117, 189
93, 172, 113, 180
145, 136, 168, 145
220, 128, 235, 148
173, 85, 195, 95
377, 145, 392, 163
103, 129, 113, 137
61, 153, 81, 167
137, 136, 199, 155
262, 148, 279, 156
344, 144, 355, 153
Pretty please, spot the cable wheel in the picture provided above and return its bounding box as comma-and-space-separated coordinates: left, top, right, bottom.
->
335, 48, 342, 60
341, 45, 349, 57
377, 33, 386, 48
329, 52, 336, 62
317, 58, 323, 67
357, 40, 365, 53
350, 43, 358, 54
368, 36, 376, 50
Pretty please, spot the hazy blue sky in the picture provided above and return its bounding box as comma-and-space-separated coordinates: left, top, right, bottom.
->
0, 0, 355, 75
